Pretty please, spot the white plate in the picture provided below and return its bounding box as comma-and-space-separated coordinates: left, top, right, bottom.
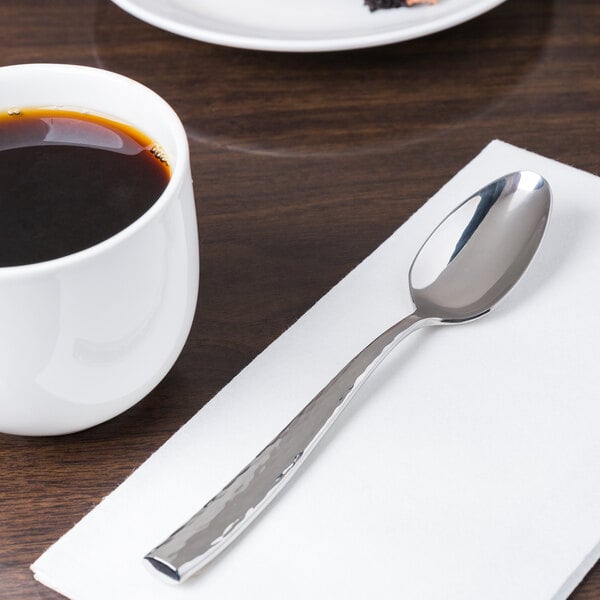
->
110, 0, 508, 52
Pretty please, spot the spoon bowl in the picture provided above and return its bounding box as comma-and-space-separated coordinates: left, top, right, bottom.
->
410, 171, 551, 321
145, 171, 552, 583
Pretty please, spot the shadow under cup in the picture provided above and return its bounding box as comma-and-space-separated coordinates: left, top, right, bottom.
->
0, 64, 199, 436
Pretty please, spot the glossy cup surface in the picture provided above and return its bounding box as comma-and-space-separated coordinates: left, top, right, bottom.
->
0, 64, 199, 435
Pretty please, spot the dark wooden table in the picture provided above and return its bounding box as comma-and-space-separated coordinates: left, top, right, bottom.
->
1, 0, 598, 598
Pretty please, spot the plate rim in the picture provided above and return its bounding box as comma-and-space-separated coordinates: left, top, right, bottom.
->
110, 0, 508, 52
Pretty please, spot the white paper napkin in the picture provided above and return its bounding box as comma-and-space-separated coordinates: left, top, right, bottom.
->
32, 141, 600, 600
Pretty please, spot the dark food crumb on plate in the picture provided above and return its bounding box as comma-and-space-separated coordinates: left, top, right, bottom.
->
365, 0, 437, 12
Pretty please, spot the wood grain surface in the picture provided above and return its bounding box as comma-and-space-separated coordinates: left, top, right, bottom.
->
0, 0, 598, 598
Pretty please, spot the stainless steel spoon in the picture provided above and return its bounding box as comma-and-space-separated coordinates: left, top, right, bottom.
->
145, 170, 552, 583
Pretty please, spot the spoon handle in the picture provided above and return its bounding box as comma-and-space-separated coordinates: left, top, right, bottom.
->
145, 311, 428, 583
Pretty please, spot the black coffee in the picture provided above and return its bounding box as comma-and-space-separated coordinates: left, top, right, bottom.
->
0, 108, 171, 267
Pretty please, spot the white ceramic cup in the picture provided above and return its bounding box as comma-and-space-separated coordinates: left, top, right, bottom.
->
0, 64, 199, 435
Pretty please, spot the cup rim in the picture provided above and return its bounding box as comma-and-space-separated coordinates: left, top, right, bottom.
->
0, 63, 190, 277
